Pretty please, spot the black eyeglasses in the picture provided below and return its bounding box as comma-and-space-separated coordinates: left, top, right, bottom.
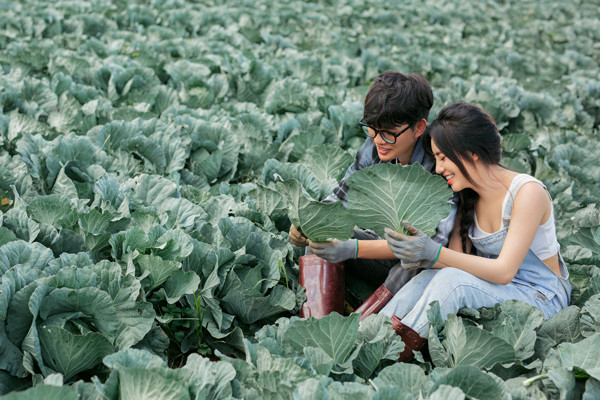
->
357, 120, 411, 144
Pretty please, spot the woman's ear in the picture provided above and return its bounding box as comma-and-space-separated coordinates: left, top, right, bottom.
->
413, 119, 427, 138
471, 152, 479, 161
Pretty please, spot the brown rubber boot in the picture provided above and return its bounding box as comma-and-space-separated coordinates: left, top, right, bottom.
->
299, 254, 345, 318
391, 315, 428, 363
353, 284, 393, 321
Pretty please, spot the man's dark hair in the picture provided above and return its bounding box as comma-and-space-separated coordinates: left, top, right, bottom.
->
363, 71, 434, 129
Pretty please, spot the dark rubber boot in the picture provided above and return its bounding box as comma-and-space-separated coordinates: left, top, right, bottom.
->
354, 284, 393, 321
391, 315, 428, 363
299, 254, 345, 318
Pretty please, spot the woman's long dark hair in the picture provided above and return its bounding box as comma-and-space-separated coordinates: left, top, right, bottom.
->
423, 103, 502, 253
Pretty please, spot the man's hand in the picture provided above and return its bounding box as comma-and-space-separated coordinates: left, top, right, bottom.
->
289, 224, 309, 247
309, 239, 358, 263
384, 221, 442, 265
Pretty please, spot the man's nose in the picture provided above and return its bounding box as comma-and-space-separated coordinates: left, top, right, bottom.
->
373, 132, 386, 145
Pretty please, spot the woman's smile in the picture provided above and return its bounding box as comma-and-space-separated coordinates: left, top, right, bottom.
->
444, 174, 454, 185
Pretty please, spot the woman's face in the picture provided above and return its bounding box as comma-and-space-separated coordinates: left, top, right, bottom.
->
431, 140, 472, 191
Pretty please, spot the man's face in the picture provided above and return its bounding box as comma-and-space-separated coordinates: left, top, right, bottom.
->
369, 123, 420, 163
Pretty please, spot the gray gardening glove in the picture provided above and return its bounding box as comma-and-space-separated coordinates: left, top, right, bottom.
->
384, 221, 442, 266
400, 259, 433, 271
384, 264, 421, 293
308, 239, 358, 263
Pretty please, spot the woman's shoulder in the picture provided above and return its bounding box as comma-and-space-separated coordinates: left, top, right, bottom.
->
510, 175, 551, 209
509, 173, 546, 193
504, 173, 551, 218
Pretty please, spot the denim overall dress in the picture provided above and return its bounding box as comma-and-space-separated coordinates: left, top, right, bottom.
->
381, 174, 572, 337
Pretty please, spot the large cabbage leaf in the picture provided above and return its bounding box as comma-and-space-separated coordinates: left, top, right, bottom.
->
281, 313, 359, 373
278, 178, 355, 242
298, 144, 353, 183
347, 163, 453, 237
555, 332, 600, 381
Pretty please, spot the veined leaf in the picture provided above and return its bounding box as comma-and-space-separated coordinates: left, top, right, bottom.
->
26, 195, 78, 229
161, 270, 200, 304
347, 163, 452, 237
220, 269, 296, 325
282, 312, 359, 367
127, 175, 178, 208
501, 133, 532, 153
263, 159, 322, 200
117, 367, 190, 400
491, 300, 545, 361
353, 314, 404, 379
152, 229, 194, 261
285, 131, 326, 162
103, 348, 166, 370
443, 315, 516, 369
136, 254, 182, 292
0, 385, 78, 400
0, 228, 18, 247
38, 326, 114, 381
569, 226, 600, 256
430, 366, 511, 400
183, 353, 236, 399
51, 167, 78, 199
557, 332, 600, 381
303, 347, 334, 376
299, 144, 353, 183
39, 287, 120, 342
8, 111, 48, 143
0, 241, 54, 275
248, 183, 287, 217
580, 294, 600, 338
372, 363, 430, 398
78, 208, 113, 236
2, 209, 40, 243
264, 77, 314, 114
278, 178, 355, 242
534, 306, 583, 361
429, 385, 466, 400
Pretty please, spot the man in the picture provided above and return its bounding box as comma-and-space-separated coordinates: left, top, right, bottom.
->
289, 70, 455, 319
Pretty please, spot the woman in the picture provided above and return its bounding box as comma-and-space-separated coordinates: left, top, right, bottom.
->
380, 102, 571, 362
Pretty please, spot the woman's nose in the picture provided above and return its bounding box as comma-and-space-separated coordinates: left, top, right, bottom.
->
435, 161, 444, 174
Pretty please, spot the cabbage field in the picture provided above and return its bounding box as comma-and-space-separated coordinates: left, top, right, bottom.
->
1, 0, 599, 398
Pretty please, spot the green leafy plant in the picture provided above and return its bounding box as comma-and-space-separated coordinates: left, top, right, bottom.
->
278, 164, 453, 241
278, 178, 356, 241
347, 163, 453, 237
0, 0, 599, 397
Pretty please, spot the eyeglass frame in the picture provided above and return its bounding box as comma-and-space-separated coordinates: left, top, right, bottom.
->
357, 120, 412, 144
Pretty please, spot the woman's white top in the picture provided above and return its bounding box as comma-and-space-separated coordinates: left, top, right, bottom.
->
471, 174, 560, 260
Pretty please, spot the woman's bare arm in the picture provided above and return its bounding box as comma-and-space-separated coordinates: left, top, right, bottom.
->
357, 239, 398, 259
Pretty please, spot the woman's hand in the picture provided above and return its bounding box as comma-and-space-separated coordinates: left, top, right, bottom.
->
309, 239, 358, 263
384, 221, 442, 265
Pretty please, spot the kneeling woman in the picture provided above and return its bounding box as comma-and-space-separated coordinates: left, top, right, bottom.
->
380, 102, 571, 361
